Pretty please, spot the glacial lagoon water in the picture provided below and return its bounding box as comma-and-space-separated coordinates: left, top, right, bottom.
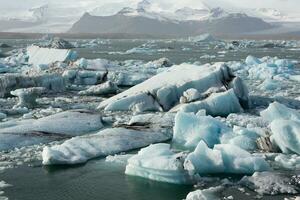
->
1, 38, 300, 200
1, 159, 297, 200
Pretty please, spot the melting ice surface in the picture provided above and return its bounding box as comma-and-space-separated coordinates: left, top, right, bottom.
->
0, 37, 300, 200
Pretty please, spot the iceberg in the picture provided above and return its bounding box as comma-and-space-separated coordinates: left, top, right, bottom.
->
98, 63, 248, 112
63, 69, 106, 86
27, 45, 77, 66
0, 73, 65, 98
270, 120, 300, 155
0, 110, 103, 151
10, 87, 45, 108
260, 102, 300, 123
42, 128, 171, 165
184, 141, 270, 174
104, 92, 163, 113
179, 89, 243, 117
261, 102, 300, 155
173, 112, 232, 149
221, 126, 262, 151
125, 141, 270, 184
244, 56, 296, 80
128, 112, 175, 128
185, 186, 222, 200
188, 34, 217, 43
125, 143, 193, 184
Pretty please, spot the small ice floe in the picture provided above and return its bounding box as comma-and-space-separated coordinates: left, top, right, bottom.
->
185, 186, 222, 200
261, 102, 300, 155
125, 143, 192, 184
173, 112, 232, 149
105, 154, 134, 165
42, 128, 171, 165
63, 69, 107, 85
79, 81, 119, 96
178, 89, 244, 117
10, 87, 45, 108
27, 45, 77, 66
244, 55, 297, 80
125, 47, 157, 55
241, 172, 299, 195
0, 110, 103, 151
188, 33, 218, 43
128, 112, 175, 128
179, 88, 202, 104
0, 180, 11, 200
0, 73, 65, 98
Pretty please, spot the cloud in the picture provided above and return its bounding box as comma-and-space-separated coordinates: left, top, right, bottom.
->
0, 0, 299, 18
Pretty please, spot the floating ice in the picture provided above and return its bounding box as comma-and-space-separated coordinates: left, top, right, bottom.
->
173, 112, 232, 149
188, 34, 217, 43
260, 102, 300, 123
186, 186, 222, 200
105, 154, 133, 165
43, 128, 171, 165
0, 73, 65, 98
259, 79, 280, 91
179, 89, 243, 117
0, 110, 103, 151
125, 143, 193, 184
128, 112, 175, 128
241, 172, 299, 195
99, 63, 247, 112
0, 180, 11, 200
0, 112, 7, 121
38, 37, 75, 49
221, 126, 261, 151
79, 81, 118, 96
275, 154, 300, 170
270, 120, 300, 155
244, 56, 297, 80
179, 88, 202, 104
104, 92, 163, 113
27, 45, 77, 66
261, 102, 300, 155
184, 141, 270, 174
63, 69, 106, 85
10, 87, 45, 108
245, 55, 262, 65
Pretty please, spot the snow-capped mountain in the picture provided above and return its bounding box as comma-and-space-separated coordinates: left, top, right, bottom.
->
28, 5, 49, 22
69, 10, 273, 36
245, 8, 286, 22
0, 0, 299, 34
137, 0, 152, 12
174, 7, 210, 21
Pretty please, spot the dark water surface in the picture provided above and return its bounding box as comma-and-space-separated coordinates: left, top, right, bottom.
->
1, 159, 192, 200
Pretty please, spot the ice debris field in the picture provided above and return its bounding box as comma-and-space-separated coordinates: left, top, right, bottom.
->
0, 36, 300, 200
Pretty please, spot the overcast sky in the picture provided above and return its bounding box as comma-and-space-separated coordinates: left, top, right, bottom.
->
0, 0, 299, 10
0, 0, 299, 17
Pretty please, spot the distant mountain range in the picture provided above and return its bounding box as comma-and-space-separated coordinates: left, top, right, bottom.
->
68, 10, 273, 36
1, 0, 300, 37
